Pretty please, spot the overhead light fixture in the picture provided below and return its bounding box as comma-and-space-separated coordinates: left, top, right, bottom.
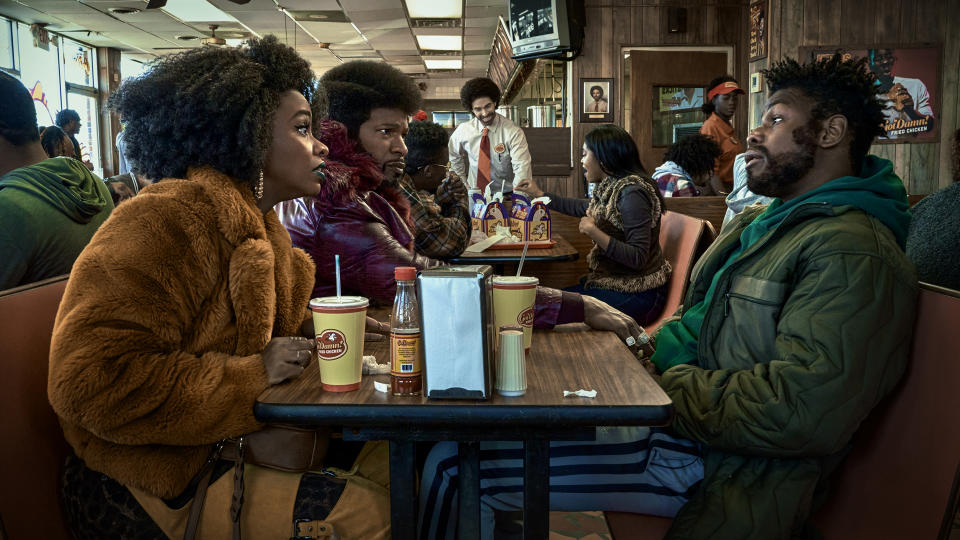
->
109, 7, 142, 14
423, 57, 462, 70
416, 35, 462, 51
160, 0, 239, 23
406, 0, 462, 19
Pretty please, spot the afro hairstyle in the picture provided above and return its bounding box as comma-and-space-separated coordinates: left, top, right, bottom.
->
55, 108, 80, 128
762, 53, 887, 171
107, 34, 315, 188
664, 134, 722, 179
403, 121, 449, 174
0, 72, 40, 146
701, 75, 738, 115
321, 60, 422, 139
460, 77, 501, 111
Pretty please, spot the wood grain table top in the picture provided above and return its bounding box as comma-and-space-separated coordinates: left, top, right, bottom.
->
450, 234, 580, 264
255, 324, 672, 429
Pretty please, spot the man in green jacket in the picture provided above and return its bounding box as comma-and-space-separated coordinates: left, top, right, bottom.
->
0, 72, 113, 290
419, 54, 917, 540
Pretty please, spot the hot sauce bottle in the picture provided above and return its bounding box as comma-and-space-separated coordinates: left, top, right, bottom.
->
390, 266, 422, 395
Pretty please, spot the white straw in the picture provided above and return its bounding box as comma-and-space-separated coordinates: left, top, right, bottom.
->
335, 254, 341, 299
516, 242, 529, 277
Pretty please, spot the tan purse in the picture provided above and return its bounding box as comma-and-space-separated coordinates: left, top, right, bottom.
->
183, 425, 332, 540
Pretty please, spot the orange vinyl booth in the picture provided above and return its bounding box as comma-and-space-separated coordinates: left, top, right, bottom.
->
606, 282, 960, 540
0, 275, 72, 539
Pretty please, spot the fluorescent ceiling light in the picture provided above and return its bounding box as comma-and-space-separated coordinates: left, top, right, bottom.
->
416, 35, 462, 51
161, 0, 239, 23
424, 57, 462, 70
407, 0, 462, 19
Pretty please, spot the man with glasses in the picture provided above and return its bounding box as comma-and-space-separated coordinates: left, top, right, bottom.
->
400, 120, 471, 259
448, 77, 532, 197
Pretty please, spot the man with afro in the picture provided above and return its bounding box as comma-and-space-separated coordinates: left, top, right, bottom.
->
448, 77, 531, 196
0, 72, 112, 289
651, 133, 723, 196
420, 53, 918, 540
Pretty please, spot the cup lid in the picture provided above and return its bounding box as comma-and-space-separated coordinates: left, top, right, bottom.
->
309, 296, 369, 310
493, 275, 539, 285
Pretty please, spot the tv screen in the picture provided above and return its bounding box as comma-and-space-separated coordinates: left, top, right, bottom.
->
507, 0, 571, 59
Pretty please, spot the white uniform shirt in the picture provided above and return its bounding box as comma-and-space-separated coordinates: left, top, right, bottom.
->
448, 113, 532, 193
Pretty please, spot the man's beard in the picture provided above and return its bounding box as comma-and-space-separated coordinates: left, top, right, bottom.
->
747, 124, 818, 198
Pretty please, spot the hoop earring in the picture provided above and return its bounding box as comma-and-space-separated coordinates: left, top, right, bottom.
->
254, 170, 264, 201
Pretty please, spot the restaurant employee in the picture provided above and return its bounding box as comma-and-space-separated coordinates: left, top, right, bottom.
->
448, 77, 532, 195
699, 75, 745, 188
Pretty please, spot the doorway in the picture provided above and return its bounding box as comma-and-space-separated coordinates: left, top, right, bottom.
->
624, 48, 732, 172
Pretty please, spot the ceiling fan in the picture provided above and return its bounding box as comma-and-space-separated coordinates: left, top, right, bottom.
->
145, 0, 251, 8
201, 24, 226, 46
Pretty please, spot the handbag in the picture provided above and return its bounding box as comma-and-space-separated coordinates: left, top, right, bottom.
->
183, 425, 332, 540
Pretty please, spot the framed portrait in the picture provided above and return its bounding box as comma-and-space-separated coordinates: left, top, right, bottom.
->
799, 44, 942, 143
580, 78, 613, 123
749, 0, 767, 61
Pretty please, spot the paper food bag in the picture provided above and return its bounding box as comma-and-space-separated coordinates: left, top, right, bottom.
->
509, 193, 551, 242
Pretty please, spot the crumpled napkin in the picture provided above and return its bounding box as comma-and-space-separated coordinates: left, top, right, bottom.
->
563, 389, 597, 398
362, 355, 390, 375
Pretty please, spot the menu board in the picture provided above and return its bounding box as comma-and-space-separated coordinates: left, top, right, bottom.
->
489, 17, 518, 93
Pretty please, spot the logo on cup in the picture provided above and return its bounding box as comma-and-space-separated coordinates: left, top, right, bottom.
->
517, 307, 534, 328
316, 329, 347, 360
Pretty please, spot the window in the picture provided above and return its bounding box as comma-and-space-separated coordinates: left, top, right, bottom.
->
0, 17, 15, 71
16, 21, 62, 128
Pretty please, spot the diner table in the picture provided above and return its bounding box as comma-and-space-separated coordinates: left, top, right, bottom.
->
255, 324, 672, 540
449, 233, 579, 275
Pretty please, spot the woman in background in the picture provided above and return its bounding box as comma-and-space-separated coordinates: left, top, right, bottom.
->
516, 124, 670, 325
39, 125, 75, 158
699, 75, 745, 188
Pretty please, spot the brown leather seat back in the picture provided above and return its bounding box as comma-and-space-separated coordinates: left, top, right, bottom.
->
645, 211, 713, 335
0, 275, 72, 539
811, 283, 960, 538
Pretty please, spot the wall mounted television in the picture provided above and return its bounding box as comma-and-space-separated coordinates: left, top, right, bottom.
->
506, 0, 582, 61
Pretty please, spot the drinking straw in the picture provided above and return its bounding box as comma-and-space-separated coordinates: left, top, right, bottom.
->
516, 242, 529, 277
335, 254, 342, 299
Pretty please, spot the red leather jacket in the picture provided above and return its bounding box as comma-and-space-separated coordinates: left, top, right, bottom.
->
276, 120, 439, 305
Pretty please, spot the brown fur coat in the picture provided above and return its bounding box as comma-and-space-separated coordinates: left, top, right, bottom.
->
48, 167, 314, 498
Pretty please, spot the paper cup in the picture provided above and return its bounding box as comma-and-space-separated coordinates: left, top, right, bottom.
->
309, 296, 368, 392
492, 276, 538, 352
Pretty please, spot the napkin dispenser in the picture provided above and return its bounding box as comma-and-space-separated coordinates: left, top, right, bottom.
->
417, 265, 495, 399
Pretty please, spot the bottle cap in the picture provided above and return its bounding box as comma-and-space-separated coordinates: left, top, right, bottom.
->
394, 266, 417, 281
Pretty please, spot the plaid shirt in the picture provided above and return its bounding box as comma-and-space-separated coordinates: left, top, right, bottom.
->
655, 172, 700, 197
398, 173, 471, 259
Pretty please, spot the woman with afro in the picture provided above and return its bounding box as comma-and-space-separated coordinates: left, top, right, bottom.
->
48, 36, 392, 539
651, 134, 723, 196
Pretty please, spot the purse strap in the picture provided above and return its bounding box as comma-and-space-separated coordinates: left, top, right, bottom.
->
183, 441, 224, 540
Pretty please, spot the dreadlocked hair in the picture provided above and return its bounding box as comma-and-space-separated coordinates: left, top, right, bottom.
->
664, 134, 722, 179
403, 121, 449, 174
762, 53, 886, 171
107, 35, 315, 187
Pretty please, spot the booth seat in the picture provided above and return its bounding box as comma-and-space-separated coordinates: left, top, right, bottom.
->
606, 282, 960, 540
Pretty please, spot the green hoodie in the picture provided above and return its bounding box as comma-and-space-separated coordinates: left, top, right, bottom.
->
652, 155, 910, 371
0, 157, 113, 289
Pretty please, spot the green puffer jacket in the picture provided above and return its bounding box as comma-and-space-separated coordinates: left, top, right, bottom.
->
659, 199, 918, 539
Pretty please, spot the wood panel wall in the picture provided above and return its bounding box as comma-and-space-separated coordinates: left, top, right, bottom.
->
559, 0, 750, 196
756, 0, 960, 194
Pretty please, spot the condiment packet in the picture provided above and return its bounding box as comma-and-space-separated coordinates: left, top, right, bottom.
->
563, 389, 597, 398
362, 355, 390, 375
373, 381, 389, 393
